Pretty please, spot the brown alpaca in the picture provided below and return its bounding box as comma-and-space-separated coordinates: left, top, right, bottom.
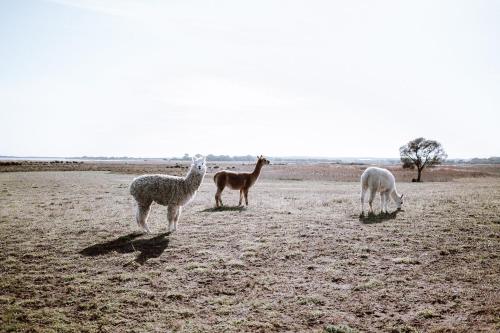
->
214, 155, 270, 207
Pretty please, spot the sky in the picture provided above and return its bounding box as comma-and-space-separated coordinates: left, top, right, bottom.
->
0, 0, 499, 158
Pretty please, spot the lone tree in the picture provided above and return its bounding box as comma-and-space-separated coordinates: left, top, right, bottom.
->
399, 137, 447, 182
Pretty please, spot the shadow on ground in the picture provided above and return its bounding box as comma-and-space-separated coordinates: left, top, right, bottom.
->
359, 210, 403, 224
80, 232, 170, 264
201, 205, 247, 213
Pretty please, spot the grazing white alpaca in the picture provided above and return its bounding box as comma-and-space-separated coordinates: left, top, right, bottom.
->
129, 156, 207, 233
360, 167, 403, 215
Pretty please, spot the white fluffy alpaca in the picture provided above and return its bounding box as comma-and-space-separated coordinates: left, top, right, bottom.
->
129, 156, 207, 233
360, 167, 403, 215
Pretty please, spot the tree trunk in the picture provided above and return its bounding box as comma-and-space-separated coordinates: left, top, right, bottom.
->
417, 168, 423, 182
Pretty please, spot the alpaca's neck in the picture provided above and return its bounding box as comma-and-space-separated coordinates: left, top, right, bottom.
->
184, 167, 204, 190
390, 188, 401, 201
251, 162, 263, 180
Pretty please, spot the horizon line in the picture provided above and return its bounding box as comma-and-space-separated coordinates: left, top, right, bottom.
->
1, 154, 498, 161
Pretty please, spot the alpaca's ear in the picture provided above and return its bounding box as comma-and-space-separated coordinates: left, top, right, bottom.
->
191, 156, 195, 163
401, 194, 404, 199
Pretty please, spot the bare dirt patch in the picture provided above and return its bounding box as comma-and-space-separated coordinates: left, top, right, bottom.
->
0, 168, 499, 332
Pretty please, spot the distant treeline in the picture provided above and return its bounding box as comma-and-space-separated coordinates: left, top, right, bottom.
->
1, 155, 499, 164
174, 154, 352, 163
152, 155, 500, 164
175, 154, 391, 164
172, 154, 257, 162
466, 157, 500, 164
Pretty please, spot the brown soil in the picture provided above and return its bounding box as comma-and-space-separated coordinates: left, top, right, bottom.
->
0, 166, 499, 332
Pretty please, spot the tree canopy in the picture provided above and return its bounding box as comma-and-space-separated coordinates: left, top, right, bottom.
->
399, 137, 447, 181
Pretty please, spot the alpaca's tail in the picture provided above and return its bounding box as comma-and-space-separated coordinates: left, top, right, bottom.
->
213, 172, 218, 183
360, 171, 370, 191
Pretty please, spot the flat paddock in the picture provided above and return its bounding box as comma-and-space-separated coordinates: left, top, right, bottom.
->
1, 169, 499, 332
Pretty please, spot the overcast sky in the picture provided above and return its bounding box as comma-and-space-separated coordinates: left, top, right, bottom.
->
1, 0, 499, 158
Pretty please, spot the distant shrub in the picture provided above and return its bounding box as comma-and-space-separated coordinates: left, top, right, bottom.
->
418, 308, 438, 319
0, 161, 21, 166
325, 324, 359, 333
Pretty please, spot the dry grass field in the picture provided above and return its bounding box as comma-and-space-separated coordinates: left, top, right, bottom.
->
1, 164, 499, 332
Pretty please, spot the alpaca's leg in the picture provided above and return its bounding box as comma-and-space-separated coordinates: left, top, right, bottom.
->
167, 205, 179, 232
384, 192, 390, 213
379, 192, 385, 214
360, 187, 366, 214
385, 192, 390, 213
238, 189, 244, 206
136, 202, 152, 233
215, 188, 223, 207
244, 188, 249, 206
384, 192, 389, 213
368, 189, 376, 214
174, 206, 182, 231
